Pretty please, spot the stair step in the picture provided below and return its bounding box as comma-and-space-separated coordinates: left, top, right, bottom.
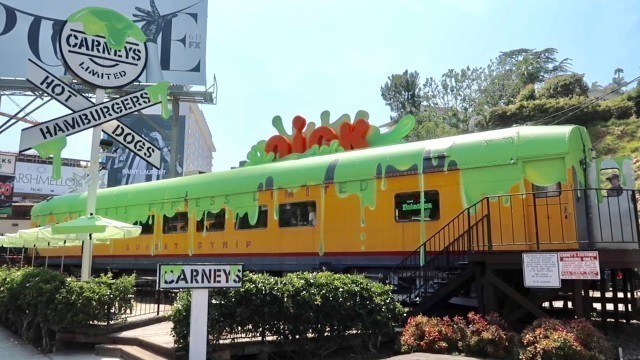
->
96, 344, 168, 360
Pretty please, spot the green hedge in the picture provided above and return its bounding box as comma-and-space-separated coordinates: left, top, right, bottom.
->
0, 267, 134, 352
483, 96, 635, 128
170, 272, 405, 352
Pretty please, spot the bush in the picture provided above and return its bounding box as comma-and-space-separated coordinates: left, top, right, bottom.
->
520, 318, 613, 360
401, 312, 514, 358
483, 96, 634, 129
0, 267, 135, 352
462, 312, 515, 359
400, 315, 460, 354
48, 273, 135, 327
622, 87, 640, 117
170, 272, 405, 353
517, 84, 537, 102
566, 319, 614, 360
538, 73, 589, 100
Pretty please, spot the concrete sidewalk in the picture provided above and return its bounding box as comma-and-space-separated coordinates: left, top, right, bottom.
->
0, 326, 118, 359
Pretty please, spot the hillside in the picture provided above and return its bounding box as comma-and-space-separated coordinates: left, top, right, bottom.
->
587, 118, 640, 186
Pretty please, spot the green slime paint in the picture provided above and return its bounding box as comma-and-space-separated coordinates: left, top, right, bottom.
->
33, 137, 67, 180
67, 7, 146, 50
146, 81, 171, 119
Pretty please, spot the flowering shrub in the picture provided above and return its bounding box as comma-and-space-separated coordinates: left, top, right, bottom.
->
519, 318, 614, 360
400, 315, 458, 354
400, 313, 613, 360
400, 312, 514, 358
461, 312, 515, 359
566, 319, 614, 360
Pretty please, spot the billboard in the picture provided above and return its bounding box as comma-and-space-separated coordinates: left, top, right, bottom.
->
14, 161, 107, 195
104, 112, 185, 187
0, 1, 207, 86
0, 174, 13, 215
0, 153, 16, 175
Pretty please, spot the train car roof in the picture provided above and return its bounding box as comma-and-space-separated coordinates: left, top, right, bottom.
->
31, 125, 590, 218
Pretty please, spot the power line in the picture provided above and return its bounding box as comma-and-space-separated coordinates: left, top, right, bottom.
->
527, 74, 640, 126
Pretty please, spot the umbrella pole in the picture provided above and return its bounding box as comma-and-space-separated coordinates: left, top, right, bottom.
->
81, 88, 104, 281
20, 247, 24, 267
45, 256, 48, 269
31, 246, 35, 267
60, 255, 65, 272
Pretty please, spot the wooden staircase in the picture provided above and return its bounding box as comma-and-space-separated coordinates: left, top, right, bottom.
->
388, 189, 640, 325
389, 197, 490, 315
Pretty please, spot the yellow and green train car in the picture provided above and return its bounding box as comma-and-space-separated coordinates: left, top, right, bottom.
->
30, 125, 638, 272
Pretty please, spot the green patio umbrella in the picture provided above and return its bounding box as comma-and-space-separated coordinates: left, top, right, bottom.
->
51, 215, 142, 239
18, 224, 107, 245
0, 233, 22, 247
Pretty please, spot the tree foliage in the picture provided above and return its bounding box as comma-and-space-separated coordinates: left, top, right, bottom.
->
406, 111, 461, 142
422, 66, 486, 131
538, 73, 589, 100
380, 48, 574, 139
380, 70, 423, 122
482, 96, 634, 129
516, 84, 537, 102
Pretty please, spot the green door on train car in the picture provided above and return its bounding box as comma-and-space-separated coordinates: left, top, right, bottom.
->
523, 159, 578, 250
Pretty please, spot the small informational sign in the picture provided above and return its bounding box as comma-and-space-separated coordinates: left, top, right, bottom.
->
0, 154, 16, 175
157, 264, 244, 290
522, 252, 561, 288
558, 251, 600, 280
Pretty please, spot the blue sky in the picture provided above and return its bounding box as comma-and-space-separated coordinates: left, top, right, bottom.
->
1, 0, 639, 172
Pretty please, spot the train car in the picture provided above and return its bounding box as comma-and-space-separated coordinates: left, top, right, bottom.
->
29, 124, 638, 274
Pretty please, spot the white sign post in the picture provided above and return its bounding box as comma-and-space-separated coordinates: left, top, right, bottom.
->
522, 252, 561, 288
158, 264, 243, 360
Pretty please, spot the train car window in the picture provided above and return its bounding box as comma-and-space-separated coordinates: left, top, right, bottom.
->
600, 168, 623, 197
278, 201, 316, 227
196, 209, 226, 232
533, 183, 561, 198
163, 212, 189, 234
133, 216, 154, 234
395, 191, 440, 222
235, 205, 268, 230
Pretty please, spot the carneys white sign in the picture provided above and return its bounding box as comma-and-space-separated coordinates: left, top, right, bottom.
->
59, 20, 147, 88
157, 264, 244, 290
0, 1, 207, 86
14, 161, 107, 195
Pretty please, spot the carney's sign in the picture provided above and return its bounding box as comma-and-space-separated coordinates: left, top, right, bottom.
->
27, 60, 162, 169
59, 9, 147, 89
157, 264, 244, 290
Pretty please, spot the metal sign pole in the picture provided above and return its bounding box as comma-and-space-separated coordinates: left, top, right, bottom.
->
81, 89, 104, 281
